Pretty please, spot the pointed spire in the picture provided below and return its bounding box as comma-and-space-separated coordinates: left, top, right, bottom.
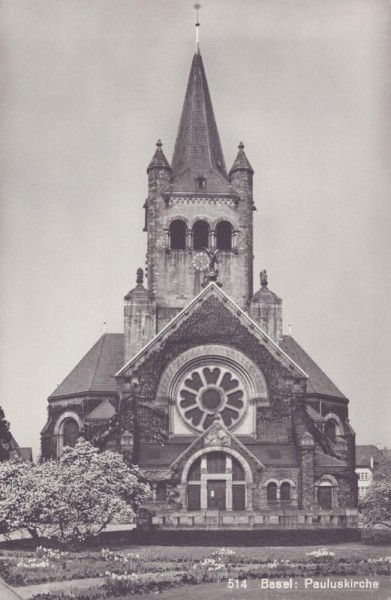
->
147, 139, 171, 173
230, 142, 254, 175
171, 52, 230, 193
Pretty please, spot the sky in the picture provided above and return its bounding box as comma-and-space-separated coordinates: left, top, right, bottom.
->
1, 0, 390, 460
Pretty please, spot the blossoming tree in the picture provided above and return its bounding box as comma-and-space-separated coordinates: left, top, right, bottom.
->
0, 441, 150, 544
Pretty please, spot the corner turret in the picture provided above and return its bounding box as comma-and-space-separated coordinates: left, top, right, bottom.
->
229, 142, 254, 201
147, 140, 171, 194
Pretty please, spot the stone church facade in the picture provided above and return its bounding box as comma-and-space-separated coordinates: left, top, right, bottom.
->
41, 49, 358, 530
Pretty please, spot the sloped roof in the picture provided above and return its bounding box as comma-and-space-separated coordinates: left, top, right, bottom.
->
171, 51, 230, 193
139, 444, 188, 467
356, 445, 386, 468
230, 142, 254, 174
247, 444, 298, 467
50, 334, 124, 399
85, 399, 116, 421
147, 140, 171, 173
314, 451, 346, 468
280, 335, 346, 399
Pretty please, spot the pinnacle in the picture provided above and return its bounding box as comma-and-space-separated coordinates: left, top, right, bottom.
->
147, 139, 171, 173
230, 141, 254, 175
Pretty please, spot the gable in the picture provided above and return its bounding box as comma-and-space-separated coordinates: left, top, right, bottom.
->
170, 419, 265, 474
116, 283, 306, 381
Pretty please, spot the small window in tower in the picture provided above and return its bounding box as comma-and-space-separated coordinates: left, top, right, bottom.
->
170, 219, 186, 250
196, 176, 206, 189
193, 220, 209, 249
325, 420, 337, 443
216, 221, 233, 250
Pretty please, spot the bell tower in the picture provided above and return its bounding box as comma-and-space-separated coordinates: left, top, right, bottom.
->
144, 50, 256, 332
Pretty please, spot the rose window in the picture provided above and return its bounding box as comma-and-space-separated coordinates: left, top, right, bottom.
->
177, 365, 246, 431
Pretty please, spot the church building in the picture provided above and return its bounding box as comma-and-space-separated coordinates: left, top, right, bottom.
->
41, 43, 358, 530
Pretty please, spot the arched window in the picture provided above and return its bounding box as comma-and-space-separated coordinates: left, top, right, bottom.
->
207, 452, 226, 474
325, 420, 337, 443
62, 418, 79, 449
267, 482, 277, 503
280, 482, 291, 503
170, 219, 186, 250
188, 457, 201, 481
156, 482, 167, 502
232, 457, 245, 481
216, 221, 232, 250
193, 220, 209, 249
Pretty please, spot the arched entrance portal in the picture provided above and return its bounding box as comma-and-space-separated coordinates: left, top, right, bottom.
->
181, 448, 253, 511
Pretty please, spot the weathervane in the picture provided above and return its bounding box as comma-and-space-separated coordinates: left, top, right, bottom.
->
194, 3, 202, 50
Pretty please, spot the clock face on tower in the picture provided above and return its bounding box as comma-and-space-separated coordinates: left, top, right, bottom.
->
192, 251, 209, 271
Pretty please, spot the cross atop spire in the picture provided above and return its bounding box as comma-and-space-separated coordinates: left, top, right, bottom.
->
194, 3, 201, 51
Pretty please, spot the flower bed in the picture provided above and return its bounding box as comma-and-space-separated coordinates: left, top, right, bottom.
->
1, 545, 390, 599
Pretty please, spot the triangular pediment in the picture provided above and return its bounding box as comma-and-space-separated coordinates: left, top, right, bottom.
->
116, 283, 307, 380
170, 417, 265, 472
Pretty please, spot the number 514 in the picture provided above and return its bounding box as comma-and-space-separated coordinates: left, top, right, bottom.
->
227, 578, 248, 589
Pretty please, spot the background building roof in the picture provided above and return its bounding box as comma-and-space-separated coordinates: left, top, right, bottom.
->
356, 444, 386, 468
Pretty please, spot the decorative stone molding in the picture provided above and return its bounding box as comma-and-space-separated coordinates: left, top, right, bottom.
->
204, 422, 231, 447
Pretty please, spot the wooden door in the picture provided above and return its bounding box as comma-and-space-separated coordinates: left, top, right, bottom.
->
207, 480, 226, 510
